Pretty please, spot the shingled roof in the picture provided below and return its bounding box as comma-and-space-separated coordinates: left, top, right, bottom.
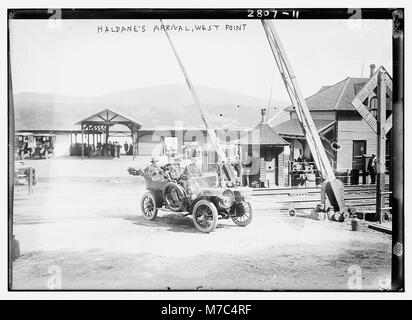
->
239, 122, 289, 146
285, 76, 394, 112
275, 119, 336, 138
289, 77, 373, 112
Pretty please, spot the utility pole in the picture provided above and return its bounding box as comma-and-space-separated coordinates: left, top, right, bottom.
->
375, 71, 387, 223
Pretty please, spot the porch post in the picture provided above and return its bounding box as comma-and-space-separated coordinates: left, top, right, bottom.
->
135, 128, 139, 157
81, 123, 84, 160
132, 128, 135, 160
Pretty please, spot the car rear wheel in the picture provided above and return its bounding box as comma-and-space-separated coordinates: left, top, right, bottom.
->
141, 192, 158, 220
192, 200, 218, 233
231, 202, 253, 227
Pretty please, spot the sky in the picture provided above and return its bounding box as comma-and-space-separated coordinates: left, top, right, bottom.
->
9, 18, 392, 101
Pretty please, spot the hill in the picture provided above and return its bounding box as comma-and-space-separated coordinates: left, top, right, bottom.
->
14, 84, 290, 131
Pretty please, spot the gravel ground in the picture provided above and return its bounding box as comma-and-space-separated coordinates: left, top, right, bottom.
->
11, 157, 392, 290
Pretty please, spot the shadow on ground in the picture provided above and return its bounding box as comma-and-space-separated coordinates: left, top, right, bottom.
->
122, 213, 238, 234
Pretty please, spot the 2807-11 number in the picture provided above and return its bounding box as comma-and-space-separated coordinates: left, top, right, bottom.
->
247, 9, 300, 18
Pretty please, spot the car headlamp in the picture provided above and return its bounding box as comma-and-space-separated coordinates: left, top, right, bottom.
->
220, 189, 235, 208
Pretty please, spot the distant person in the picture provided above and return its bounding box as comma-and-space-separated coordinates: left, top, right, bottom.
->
232, 154, 241, 178
241, 153, 253, 187
124, 142, 129, 155
128, 144, 133, 156
368, 154, 377, 184
115, 142, 121, 158
109, 142, 115, 157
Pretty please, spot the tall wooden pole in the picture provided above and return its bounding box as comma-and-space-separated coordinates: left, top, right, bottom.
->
132, 128, 135, 160
135, 128, 139, 158
81, 123, 84, 160
376, 72, 387, 223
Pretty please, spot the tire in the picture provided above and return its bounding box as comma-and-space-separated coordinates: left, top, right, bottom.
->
192, 200, 218, 233
140, 192, 158, 220
163, 182, 187, 212
231, 202, 253, 227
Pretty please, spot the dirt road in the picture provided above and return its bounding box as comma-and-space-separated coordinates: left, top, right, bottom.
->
12, 158, 392, 290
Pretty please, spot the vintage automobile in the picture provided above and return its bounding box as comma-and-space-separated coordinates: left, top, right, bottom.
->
32, 146, 53, 159
14, 161, 36, 186
127, 167, 253, 233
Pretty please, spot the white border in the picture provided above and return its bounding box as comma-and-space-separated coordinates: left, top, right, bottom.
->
1, 0, 410, 300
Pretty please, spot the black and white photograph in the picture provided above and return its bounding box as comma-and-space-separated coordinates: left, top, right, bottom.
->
5, 6, 405, 294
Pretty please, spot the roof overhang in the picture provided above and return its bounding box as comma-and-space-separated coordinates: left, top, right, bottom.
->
75, 108, 143, 128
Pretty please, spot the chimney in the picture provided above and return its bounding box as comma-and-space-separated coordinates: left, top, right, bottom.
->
260, 108, 267, 123
369, 64, 376, 78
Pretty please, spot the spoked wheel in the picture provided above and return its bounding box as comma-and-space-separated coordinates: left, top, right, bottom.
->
231, 202, 253, 227
140, 192, 158, 220
192, 200, 218, 233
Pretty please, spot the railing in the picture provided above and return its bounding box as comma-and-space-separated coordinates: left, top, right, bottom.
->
288, 161, 378, 187
289, 161, 320, 187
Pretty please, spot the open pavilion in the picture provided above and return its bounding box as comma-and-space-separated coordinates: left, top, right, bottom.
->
76, 108, 142, 160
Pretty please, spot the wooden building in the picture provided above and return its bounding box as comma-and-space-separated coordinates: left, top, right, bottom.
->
239, 109, 290, 187
275, 64, 392, 173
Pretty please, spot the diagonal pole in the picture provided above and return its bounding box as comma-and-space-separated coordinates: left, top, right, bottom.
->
160, 19, 227, 163
262, 19, 335, 181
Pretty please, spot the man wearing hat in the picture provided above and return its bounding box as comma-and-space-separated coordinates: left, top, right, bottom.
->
145, 157, 163, 177
164, 155, 189, 189
167, 155, 184, 181
367, 153, 377, 184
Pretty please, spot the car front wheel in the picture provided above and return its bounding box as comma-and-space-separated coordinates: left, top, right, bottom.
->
192, 200, 218, 233
231, 202, 253, 227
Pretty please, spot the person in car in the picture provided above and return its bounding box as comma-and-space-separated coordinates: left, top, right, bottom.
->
145, 157, 163, 177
